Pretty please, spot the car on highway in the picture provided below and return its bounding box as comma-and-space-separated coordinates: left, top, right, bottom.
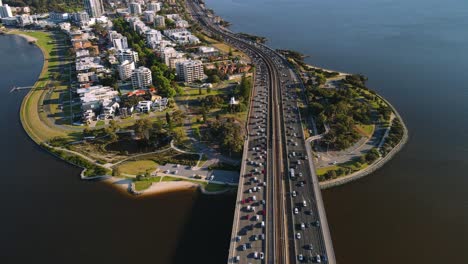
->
298, 254, 304, 261
314, 254, 322, 263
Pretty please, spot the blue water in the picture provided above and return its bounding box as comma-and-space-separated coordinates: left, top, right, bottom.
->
0, 35, 234, 264
205, 0, 468, 262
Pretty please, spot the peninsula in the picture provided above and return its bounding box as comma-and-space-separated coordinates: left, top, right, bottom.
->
3, 0, 407, 197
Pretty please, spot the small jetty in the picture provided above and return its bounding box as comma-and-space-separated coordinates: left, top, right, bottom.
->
10, 86, 33, 93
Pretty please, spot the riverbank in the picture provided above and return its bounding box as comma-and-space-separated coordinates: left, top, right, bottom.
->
11, 30, 234, 197
280, 49, 409, 187
318, 93, 409, 189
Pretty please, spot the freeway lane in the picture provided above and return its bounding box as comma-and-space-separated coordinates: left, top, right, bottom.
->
186, 1, 336, 263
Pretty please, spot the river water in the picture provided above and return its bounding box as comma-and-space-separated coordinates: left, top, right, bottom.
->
2, 0, 468, 261
0, 35, 234, 263
204, 0, 468, 262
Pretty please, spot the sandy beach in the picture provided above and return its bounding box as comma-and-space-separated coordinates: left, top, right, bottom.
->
140, 181, 199, 196
100, 176, 199, 197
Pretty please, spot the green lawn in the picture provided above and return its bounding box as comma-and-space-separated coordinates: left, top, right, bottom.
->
15, 30, 78, 143
133, 176, 162, 191
316, 165, 339, 176
355, 124, 375, 138
117, 160, 158, 175
317, 159, 369, 179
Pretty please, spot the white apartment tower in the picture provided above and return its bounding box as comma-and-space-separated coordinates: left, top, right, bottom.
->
154, 15, 165, 28
84, 0, 104, 18
176, 60, 204, 83
147, 2, 161, 12
109, 31, 128, 50
118, 60, 135, 81
131, 66, 152, 89
129, 2, 142, 16
116, 49, 139, 64
143, 10, 155, 23
0, 4, 13, 18
146, 29, 162, 45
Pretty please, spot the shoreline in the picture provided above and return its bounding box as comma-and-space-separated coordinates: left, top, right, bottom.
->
11, 30, 229, 197
12, 15, 408, 195
318, 92, 409, 189
282, 51, 408, 188
7, 31, 38, 42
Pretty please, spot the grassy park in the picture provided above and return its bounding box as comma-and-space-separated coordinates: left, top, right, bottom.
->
117, 160, 158, 176
13, 30, 80, 143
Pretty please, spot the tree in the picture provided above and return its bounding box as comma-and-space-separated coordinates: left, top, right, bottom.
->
326, 170, 337, 179
166, 112, 171, 127
134, 118, 152, 141
113, 167, 121, 177
365, 148, 380, 163
83, 127, 92, 136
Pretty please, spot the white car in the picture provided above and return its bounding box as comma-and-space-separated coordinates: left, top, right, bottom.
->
292, 191, 297, 197
296, 232, 301, 239
260, 252, 264, 260
294, 207, 299, 214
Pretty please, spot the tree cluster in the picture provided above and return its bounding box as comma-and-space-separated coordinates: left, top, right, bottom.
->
205, 118, 244, 156
5, 0, 83, 13
234, 74, 252, 101
308, 87, 371, 150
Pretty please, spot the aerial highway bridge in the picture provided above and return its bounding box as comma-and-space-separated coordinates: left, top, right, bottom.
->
186, 1, 336, 263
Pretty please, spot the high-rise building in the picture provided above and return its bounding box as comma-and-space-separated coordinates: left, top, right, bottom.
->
109, 31, 128, 50
160, 46, 177, 66
147, 2, 161, 12
146, 29, 162, 46
0, 4, 13, 18
131, 66, 153, 89
116, 49, 139, 64
154, 15, 165, 28
129, 2, 142, 16
143, 10, 155, 23
71, 12, 90, 24
118, 60, 135, 81
84, 0, 104, 18
176, 60, 204, 83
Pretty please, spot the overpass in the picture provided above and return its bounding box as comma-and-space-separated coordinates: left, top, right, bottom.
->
186, 1, 336, 263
